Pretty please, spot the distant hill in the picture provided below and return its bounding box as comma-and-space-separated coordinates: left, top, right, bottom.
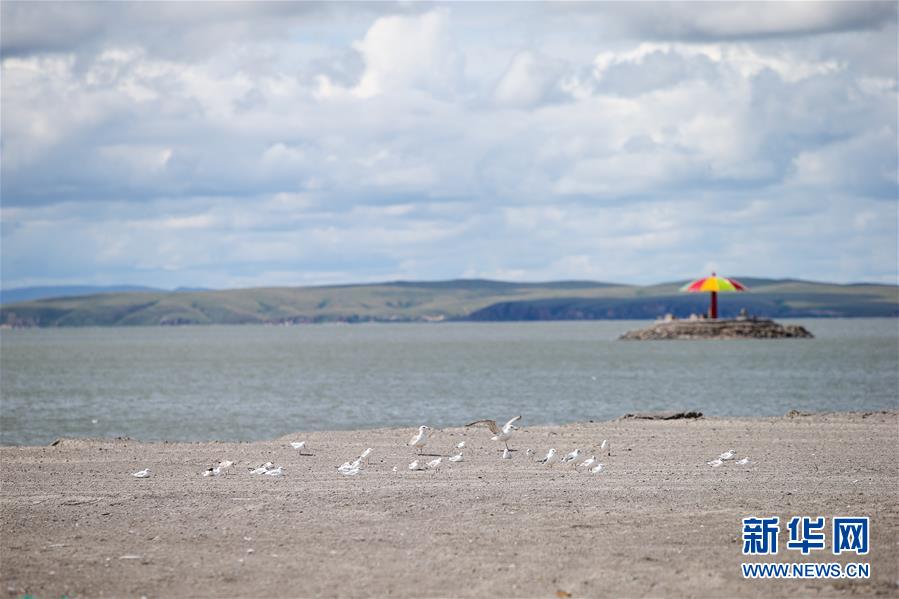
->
0, 278, 895, 327
0, 285, 162, 305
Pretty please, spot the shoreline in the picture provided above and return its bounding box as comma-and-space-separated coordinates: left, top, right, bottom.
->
4, 408, 893, 449
2, 412, 897, 597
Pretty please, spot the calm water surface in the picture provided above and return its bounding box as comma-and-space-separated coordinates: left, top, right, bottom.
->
1, 319, 897, 445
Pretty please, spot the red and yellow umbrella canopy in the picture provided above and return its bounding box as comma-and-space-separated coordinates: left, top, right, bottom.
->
680, 273, 747, 319
680, 273, 748, 293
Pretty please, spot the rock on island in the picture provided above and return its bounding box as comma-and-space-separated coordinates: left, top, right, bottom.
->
619, 317, 813, 340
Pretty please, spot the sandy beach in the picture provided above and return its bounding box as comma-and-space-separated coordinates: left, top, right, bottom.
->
1, 411, 896, 598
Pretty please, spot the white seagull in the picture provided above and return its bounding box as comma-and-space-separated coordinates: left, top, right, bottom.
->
456, 441, 465, 449
448, 453, 464, 462
338, 447, 373, 474
290, 441, 307, 451
600, 440, 610, 456
204, 459, 234, 477
590, 463, 604, 474
338, 459, 361, 474
561, 449, 581, 464
249, 462, 274, 474
264, 466, 284, 477
502, 448, 512, 460
537, 448, 556, 464
426, 457, 443, 471
408, 426, 433, 454
719, 449, 736, 461
737, 457, 751, 465
132, 469, 151, 478
578, 456, 596, 469
465, 415, 522, 451
707, 458, 724, 467
408, 460, 426, 471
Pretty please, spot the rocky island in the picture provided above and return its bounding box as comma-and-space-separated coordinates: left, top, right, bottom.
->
619, 317, 814, 340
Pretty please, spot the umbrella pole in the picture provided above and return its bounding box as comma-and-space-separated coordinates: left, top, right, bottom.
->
710, 291, 718, 319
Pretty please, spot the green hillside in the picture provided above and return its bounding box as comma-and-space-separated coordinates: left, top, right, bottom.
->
1, 278, 896, 327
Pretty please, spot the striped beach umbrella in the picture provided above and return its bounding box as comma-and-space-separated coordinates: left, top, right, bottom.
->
680, 273, 748, 319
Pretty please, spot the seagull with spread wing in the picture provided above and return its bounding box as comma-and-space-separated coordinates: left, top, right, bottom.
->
465, 415, 522, 451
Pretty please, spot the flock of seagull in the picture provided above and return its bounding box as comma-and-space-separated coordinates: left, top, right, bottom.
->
706, 449, 751, 467
129, 415, 747, 479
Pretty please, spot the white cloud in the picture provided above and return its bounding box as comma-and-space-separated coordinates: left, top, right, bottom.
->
1, 3, 896, 288
351, 9, 462, 99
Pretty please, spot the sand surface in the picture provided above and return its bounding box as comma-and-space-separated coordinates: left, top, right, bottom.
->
1, 412, 897, 598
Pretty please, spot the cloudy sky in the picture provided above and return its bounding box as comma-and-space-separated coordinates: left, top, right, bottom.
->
2, 1, 897, 289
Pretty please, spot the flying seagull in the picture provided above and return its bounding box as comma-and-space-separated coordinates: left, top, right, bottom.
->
465, 415, 522, 450
408, 426, 433, 454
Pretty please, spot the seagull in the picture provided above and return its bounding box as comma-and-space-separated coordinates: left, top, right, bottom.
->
449, 453, 464, 462
132, 469, 151, 478
339, 466, 361, 476
249, 462, 274, 474
502, 448, 512, 460
408, 426, 433, 454
218, 460, 235, 470
203, 467, 221, 477
290, 441, 307, 451
590, 463, 604, 474
578, 456, 596, 469
338, 459, 361, 473
600, 440, 610, 456
456, 441, 465, 449
264, 466, 284, 477
719, 450, 736, 461
338, 448, 373, 474
707, 458, 723, 467
561, 449, 581, 464
537, 448, 556, 464
408, 460, 426, 471
426, 457, 443, 471
466, 415, 522, 451
737, 457, 750, 465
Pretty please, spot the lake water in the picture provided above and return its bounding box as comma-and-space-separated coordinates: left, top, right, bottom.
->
1, 319, 897, 446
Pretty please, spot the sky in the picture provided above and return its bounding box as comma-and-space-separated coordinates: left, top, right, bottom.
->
1, 1, 897, 290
